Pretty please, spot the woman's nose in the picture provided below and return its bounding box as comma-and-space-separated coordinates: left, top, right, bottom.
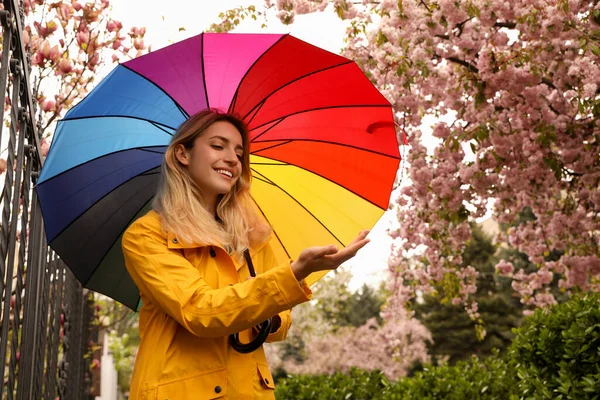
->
224, 149, 239, 164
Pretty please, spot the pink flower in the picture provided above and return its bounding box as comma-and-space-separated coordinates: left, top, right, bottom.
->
133, 38, 145, 51
41, 100, 55, 112
495, 259, 514, 275
34, 20, 58, 38
39, 40, 60, 63
76, 30, 89, 49
40, 138, 50, 157
56, 58, 73, 75
106, 20, 122, 33
112, 37, 123, 50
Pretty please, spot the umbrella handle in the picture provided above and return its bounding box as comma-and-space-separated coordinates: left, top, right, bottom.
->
229, 317, 272, 354
229, 249, 272, 354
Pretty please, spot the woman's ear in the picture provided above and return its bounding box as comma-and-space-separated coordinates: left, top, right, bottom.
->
174, 144, 189, 166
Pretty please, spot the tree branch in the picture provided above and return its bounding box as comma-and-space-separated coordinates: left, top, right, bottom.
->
447, 56, 479, 74
455, 17, 474, 37
494, 21, 517, 29
419, 0, 432, 13
541, 77, 556, 90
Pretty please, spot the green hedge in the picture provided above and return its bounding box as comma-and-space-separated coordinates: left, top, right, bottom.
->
275, 293, 600, 400
274, 354, 517, 400
510, 293, 600, 399
387, 352, 517, 399
274, 368, 392, 400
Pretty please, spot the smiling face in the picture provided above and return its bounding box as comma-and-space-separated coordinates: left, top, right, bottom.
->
174, 120, 245, 212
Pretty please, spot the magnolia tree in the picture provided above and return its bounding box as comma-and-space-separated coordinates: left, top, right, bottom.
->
0, 0, 148, 171
226, 1, 600, 323
0, 0, 147, 388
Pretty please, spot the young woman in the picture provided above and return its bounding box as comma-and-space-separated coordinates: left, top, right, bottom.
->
122, 109, 370, 399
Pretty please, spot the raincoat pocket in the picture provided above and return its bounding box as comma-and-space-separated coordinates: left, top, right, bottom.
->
139, 388, 157, 400
156, 367, 228, 400
257, 363, 275, 389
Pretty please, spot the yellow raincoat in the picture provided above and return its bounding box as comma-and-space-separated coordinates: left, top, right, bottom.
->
122, 210, 312, 399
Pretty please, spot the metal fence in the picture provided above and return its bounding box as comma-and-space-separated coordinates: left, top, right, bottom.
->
0, 0, 95, 399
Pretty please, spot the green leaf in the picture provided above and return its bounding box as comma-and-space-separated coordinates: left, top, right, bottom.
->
376, 31, 389, 46
467, 3, 481, 18
397, 0, 404, 12
474, 82, 486, 108
473, 124, 489, 144
470, 142, 477, 154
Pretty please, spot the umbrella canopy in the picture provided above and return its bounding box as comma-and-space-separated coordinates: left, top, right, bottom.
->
36, 33, 400, 310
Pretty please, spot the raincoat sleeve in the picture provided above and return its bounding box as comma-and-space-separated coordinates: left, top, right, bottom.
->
265, 311, 291, 343
257, 242, 297, 343
121, 218, 312, 338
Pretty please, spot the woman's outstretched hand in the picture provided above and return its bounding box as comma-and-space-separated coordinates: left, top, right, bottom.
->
290, 230, 370, 282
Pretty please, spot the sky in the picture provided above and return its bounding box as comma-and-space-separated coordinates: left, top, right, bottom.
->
109, 0, 398, 291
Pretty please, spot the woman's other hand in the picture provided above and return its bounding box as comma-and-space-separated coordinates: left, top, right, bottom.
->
290, 230, 370, 282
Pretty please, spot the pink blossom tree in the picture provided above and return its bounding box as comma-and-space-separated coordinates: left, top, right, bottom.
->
282, 315, 431, 379
216, 1, 600, 322
265, 269, 431, 379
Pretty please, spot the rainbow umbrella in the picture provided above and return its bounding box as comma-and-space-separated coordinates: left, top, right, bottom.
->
36, 33, 400, 310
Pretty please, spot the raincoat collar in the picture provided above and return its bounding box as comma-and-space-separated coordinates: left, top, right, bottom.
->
165, 230, 269, 271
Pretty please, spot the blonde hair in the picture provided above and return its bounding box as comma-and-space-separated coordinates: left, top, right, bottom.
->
153, 109, 271, 255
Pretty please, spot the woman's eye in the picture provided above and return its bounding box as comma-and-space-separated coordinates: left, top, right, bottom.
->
211, 145, 224, 150
237, 154, 243, 160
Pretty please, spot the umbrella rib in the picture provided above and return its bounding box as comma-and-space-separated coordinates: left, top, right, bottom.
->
250, 118, 285, 142
249, 104, 392, 132
120, 64, 190, 120
138, 148, 168, 155
201, 33, 210, 109
241, 60, 353, 121
60, 114, 179, 132
37, 146, 167, 186
246, 99, 267, 126
150, 121, 175, 136
250, 196, 292, 260
250, 170, 277, 186
250, 168, 346, 247
140, 170, 160, 177
252, 138, 401, 160
250, 140, 293, 155
229, 91, 238, 114
229, 34, 289, 112
250, 162, 288, 166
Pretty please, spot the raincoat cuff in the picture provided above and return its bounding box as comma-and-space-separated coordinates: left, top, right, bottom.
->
272, 261, 312, 306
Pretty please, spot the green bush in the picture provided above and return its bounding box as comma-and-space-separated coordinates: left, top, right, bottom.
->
386, 351, 517, 400
275, 368, 392, 400
275, 294, 600, 400
275, 353, 517, 400
510, 293, 600, 399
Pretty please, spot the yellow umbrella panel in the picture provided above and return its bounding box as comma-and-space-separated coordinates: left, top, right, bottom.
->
250, 154, 388, 286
